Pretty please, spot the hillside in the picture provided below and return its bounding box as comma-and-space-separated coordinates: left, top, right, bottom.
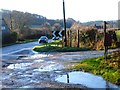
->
82, 20, 118, 28
1, 9, 75, 30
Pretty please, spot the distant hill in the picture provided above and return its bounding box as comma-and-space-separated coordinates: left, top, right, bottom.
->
1, 9, 119, 31
81, 20, 118, 28
1, 9, 76, 30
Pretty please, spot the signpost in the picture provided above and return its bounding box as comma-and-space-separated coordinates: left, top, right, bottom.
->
104, 21, 112, 60
104, 21, 107, 61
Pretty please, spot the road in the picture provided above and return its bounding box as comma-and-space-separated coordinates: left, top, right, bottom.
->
2, 39, 53, 55
2, 41, 38, 55
1, 41, 120, 89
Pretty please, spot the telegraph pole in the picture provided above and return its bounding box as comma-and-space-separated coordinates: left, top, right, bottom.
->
63, 0, 67, 46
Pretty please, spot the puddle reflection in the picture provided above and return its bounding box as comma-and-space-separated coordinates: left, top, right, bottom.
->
56, 71, 120, 89
7, 63, 33, 69
24, 54, 52, 59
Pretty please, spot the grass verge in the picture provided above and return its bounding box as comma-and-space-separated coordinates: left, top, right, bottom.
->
73, 51, 120, 85
16, 39, 37, 44
33, 40, 90, 52
2, 39, 37, 47
116, 30, 120, 42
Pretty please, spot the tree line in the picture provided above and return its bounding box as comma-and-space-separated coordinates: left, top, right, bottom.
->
2, 9, 75, 42
2, 9, 119, 47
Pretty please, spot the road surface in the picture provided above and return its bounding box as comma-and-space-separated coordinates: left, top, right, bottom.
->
2, 41, 38, 55
1, 41, 119, 89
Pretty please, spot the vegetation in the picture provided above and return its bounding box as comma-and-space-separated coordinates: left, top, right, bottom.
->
116, 30, 120, 42
33, 40, 90, 52
68, 22, 119, 50
73, 50, 120, 85
2, 9, 75, 40
2, 9, 119, 50
2, 32, 18, 45
2, 38, 38, 47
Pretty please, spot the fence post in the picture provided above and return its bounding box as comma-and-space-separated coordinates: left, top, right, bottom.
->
67, 73, 69, 83
67, 30, 70, 47
10, 13, 13, 31
70, 30, 72, 47
77, 29, 80, 48
104, 21, 107, 61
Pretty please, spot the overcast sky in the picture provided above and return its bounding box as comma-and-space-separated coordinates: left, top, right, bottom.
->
0, 0, 119, 22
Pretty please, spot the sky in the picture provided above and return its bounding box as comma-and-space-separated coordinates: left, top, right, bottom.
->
0, 0, 119, 22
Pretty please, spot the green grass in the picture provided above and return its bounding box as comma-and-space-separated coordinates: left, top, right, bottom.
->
116, 30, 120, 37
16, 39, 37, 44
2, 39, 38, 47
33, 40, 90, 52
33, 46, 90, 52
73, 52, 120, 85
2, 43, 16, 47
116, 30, 120, 42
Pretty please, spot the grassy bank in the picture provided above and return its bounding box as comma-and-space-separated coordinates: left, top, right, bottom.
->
73, 50, 120, 85
116, 30, 120, 42
16, 39, 37, 44
33, 40, 90, 52
2, 39, 37, 47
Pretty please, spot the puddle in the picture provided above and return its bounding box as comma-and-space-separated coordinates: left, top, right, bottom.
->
24, 54, 52, 59
1, 74, 11, 80
7, 63, 33, 69
55, 71, 120, 89
33, 59, 44, 63
33, 64, 64, 72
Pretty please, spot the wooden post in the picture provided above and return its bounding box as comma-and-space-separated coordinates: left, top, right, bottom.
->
63, 0, 67, 47
70, 30, 72, 47
67, 30, 70, 47
10, 13, 13, 31
67, 73, 69, 83
77, 29, 80, 48
104, 21, 107, 61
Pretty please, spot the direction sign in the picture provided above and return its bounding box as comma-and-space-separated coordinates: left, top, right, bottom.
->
52, 30, 65, 40
59, 30, 64, 37
52, 31, 60, 40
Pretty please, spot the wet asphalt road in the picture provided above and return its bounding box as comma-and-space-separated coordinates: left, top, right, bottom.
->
1, 41, 119, 89
2, 39, 53, 55
1, 41, 38, 55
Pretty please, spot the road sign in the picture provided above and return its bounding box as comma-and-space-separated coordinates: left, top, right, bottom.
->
52, 31, 60, 37
52, 30, 65, 40
52, 31, 56, 37
52, 31, 60, 40
59, 30, 65, 37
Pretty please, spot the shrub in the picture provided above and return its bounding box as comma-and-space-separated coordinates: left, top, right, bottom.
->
2, 32, 18, 45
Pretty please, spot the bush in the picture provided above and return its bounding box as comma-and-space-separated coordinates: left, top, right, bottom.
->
2, 32, 18, 45
79, 28, 97, 48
